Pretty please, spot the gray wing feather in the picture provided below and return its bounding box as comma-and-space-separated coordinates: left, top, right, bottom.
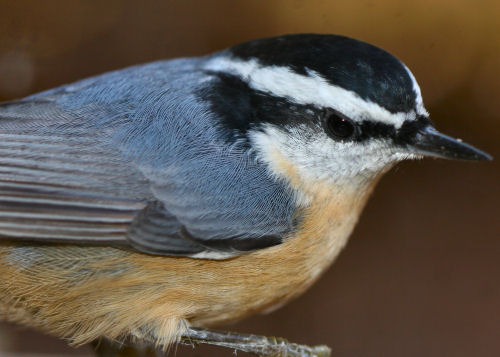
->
0, 58, 297, 257
127, 201, 206, 255
0, 99, 148, 244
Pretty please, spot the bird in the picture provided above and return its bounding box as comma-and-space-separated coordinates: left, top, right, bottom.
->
0, 34, 491, 357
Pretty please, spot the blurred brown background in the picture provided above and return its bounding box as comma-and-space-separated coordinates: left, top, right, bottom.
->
0, 1, 498, 356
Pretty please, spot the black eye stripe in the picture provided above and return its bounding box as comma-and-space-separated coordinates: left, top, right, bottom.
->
202, 72, 322, 145
357, 115, 431, 144
357, 121, 395, 141
321, 109, 431, 144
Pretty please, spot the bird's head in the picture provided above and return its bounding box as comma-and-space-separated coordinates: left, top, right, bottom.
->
203, 34, 491, 191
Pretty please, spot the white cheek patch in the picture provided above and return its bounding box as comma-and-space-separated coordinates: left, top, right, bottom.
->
205, 57, 417, 129
249, 124, 416, 187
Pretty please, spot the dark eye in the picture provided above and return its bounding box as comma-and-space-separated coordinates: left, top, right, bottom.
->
324, 112, 356, 140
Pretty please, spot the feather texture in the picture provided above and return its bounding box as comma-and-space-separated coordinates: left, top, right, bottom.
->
0, 57, 298, 256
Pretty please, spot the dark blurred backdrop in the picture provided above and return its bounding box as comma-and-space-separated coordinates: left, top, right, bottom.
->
0, 1, 498, 356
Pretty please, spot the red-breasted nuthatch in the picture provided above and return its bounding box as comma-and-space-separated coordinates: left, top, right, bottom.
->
0, 34, 491, 356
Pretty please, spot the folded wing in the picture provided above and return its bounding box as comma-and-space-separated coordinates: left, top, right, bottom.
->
0, 96, 294, 258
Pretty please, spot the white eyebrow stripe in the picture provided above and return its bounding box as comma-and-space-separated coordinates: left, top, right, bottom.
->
403, 64, 429, 117
205, 57, 415, 128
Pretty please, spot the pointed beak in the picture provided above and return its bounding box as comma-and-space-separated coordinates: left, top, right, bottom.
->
409, 126, 492, 161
